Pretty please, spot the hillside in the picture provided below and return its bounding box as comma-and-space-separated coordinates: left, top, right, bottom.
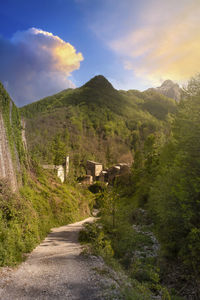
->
21, 75, 177, 176
0, 82, 93, 266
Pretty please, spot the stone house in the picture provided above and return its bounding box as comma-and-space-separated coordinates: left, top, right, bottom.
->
107, 163, 130, 183
99, 171, 108, 183
86, 160, 103, 181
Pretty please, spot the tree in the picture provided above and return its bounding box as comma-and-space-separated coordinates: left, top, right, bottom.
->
52, 134, 66, 165
182, 73, 200, 97
149, 78, 200, 277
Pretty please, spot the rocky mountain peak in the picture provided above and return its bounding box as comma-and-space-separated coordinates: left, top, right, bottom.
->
155, 79, 181, 102
160, 80, 176, 88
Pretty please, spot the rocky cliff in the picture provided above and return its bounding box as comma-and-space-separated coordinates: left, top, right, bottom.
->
0, 112, 17, 191
0, 82, 26, 191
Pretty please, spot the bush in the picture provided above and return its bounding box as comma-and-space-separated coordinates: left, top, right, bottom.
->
79, 222, 114, 259
0, 170, 92, 266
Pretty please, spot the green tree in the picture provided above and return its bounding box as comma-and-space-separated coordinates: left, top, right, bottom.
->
52, 134, 66, 165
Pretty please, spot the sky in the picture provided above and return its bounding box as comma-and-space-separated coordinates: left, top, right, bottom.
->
0, 0, 199, 106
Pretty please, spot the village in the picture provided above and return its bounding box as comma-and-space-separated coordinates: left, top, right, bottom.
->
42, 156, 130, 185
82, 160, 130, 185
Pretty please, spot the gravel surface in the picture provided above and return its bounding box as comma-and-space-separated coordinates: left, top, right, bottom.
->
0, 217, 123, 300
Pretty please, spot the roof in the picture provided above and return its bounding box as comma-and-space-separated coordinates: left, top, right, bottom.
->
87, 160, 102, 165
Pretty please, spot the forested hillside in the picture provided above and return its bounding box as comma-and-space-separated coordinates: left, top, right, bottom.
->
133, 76, 200, 297
21, 75, 177, 176
80, 75, 200, 298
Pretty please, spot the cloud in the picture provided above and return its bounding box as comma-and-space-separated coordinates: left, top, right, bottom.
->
0, 28, 83, 105
107, 0, 200, 85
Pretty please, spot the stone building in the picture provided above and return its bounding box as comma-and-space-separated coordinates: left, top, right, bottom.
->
99, 171, 108, 183
81, 175, 93, 185
107, 163, 130, 183
86, 160, 103, 181
107, 165, 121, 183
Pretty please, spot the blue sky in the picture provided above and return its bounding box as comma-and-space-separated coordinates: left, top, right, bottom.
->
0, 0, 199, 105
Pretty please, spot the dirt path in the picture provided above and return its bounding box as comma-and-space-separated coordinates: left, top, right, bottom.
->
0, 217, 122, 300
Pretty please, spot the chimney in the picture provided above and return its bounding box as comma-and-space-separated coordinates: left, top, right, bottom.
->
65, 155, 69, 179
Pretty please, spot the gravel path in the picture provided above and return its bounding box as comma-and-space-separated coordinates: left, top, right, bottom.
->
0, 217, 123, 300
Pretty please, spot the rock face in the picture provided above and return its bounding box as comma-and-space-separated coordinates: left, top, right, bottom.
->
0, 82, 27, 192
155, 80, 181, 102
0, 112, 17, 191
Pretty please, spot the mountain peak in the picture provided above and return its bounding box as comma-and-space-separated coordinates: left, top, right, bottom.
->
160, 79, 176, 88
83, 75, 114, 90
153, 80, 181, 102
146, 80, 181, 102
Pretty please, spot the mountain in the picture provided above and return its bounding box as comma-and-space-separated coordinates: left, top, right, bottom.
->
147, 80, 182, 102
21, 75, 177, 176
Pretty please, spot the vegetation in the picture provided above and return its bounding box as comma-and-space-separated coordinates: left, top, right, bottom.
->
148, 76, 200, 294
1, 74, 200, 298
129, 75, 200, 286
20, 75, 177, 176
0, 169, 93, 266
0, 82, 93, 266
80, 186, 172, 299
79, 75, 200, 298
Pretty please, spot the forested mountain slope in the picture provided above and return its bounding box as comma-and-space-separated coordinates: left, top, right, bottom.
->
21, 75, 177, 175
77, 75, 200, 298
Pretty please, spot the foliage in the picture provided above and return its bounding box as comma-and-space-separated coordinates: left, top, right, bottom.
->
122, 75, 200, 297
0, 82, 94, 266
51, 134, 67, 165
149, 87, 200, 274
1, 74, 196, 297
79, 186, 174, 299
20, 75, 176, 176
0, 168, 93, 266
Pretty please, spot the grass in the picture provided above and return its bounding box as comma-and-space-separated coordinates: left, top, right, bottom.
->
0, 169, 94, 266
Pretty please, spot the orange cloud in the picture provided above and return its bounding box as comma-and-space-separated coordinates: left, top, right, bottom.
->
110, 0, 200, 85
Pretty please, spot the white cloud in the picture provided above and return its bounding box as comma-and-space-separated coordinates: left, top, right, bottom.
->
0, 28, 83, 105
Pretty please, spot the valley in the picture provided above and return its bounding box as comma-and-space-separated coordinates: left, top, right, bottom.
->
0, 74, 199, 299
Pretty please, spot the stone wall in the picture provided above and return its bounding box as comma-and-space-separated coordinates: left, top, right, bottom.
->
21, 118, 28, 152
0, 112, 17, 191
